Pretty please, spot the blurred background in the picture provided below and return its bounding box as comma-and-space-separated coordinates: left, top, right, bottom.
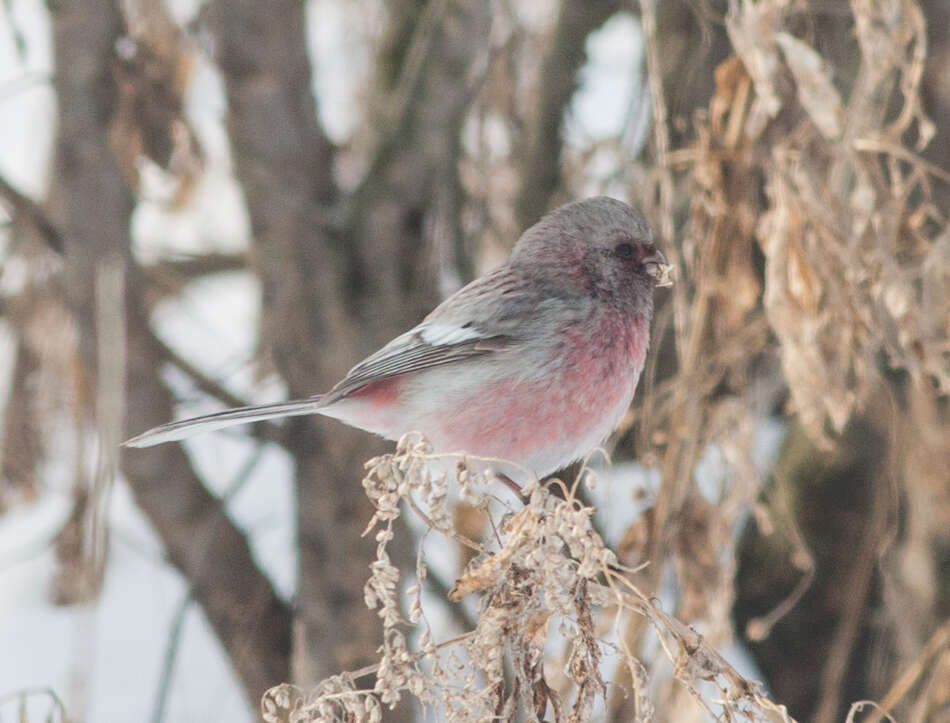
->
0, 0, 948, 721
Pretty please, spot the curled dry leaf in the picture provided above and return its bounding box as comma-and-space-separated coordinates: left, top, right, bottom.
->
725, 0, 790, 139
776, 32, 844, 140
448, 503, 535, 601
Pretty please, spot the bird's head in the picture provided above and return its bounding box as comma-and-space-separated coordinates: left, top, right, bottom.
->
511, 196, 673, 311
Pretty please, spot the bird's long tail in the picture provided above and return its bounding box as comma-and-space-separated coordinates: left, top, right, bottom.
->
122, 397, 324, 448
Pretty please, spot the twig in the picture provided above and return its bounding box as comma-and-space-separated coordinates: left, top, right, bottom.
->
638, 0, 675, 249
0, 686, 68, 720
0, 340, 41, 504
322, 632, 476, 686
746, 462, 817, 641
496, 473, 528, 502
149, 329, 288, 447
745, 558, 814, 642
514, 0, 621, 229
345, 0, 451, 222
853, 136, 950, 185
143, 252, 249, 295
86, 261, 127, 594
150, 592, 193, 723
150, 330, 252, 411
0, 172, 63, 252
813, 468, 891, 723
422, 563, 480, 636
404, 492, 488, 555
608, 4, 688, 717
866, 616, 950, 721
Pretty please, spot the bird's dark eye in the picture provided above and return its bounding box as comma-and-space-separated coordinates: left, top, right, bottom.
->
615, 242, 634, 258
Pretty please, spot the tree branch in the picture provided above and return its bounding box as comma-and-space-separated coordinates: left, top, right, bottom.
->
150, 328, 288, 447
124, 292, 293, 702
0, 341, 41, 510
149, 446, 267, 723
515, 0, 621, 229
143, 251, 248, 288
0, 172, 63, 253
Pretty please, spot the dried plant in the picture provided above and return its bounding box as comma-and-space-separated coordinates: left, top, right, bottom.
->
617, 0, 950, 716
261, 435, 794, 723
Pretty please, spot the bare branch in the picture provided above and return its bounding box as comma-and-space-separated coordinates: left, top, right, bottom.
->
0, 172, 63, 252
123, 301, 293, 700
143, 251, 248, 287
0, 341, 41, 510
149, 446, 267, 723
347, 0, 452, 211
515, 0, 621, 229
150, 329, 288, 447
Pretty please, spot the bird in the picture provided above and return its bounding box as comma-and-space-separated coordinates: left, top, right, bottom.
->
124, 196, 671, 482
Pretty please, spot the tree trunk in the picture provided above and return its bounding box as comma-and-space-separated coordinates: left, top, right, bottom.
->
49, 0, 291, 704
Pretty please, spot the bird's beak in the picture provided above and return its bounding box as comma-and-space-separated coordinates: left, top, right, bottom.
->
644, 249, 674, 287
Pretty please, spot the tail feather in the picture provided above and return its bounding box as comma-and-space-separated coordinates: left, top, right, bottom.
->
122, 397, 324, 448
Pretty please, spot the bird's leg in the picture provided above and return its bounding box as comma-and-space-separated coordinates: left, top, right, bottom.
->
496, 473, 529, 504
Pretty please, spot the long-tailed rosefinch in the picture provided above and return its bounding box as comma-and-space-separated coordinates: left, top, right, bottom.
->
125, 196, 672, 480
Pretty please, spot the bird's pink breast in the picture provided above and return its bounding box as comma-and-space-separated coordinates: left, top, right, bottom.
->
324, 312, 650, 478
423, 312, 650, 475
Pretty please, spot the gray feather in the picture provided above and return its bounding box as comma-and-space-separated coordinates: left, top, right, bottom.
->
122, 398, 323, 448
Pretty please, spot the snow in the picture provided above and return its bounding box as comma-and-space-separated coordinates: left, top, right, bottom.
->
566, 12, 646, 147
0, 0, 53, 199
0, 479, 257, 722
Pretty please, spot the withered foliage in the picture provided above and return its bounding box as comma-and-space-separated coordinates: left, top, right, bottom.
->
628, 0, 949, 718
261, 436, 794, 723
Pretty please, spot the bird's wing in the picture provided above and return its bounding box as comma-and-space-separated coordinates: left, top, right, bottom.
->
324, 321, 511, 402
324, 266, 535, 402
